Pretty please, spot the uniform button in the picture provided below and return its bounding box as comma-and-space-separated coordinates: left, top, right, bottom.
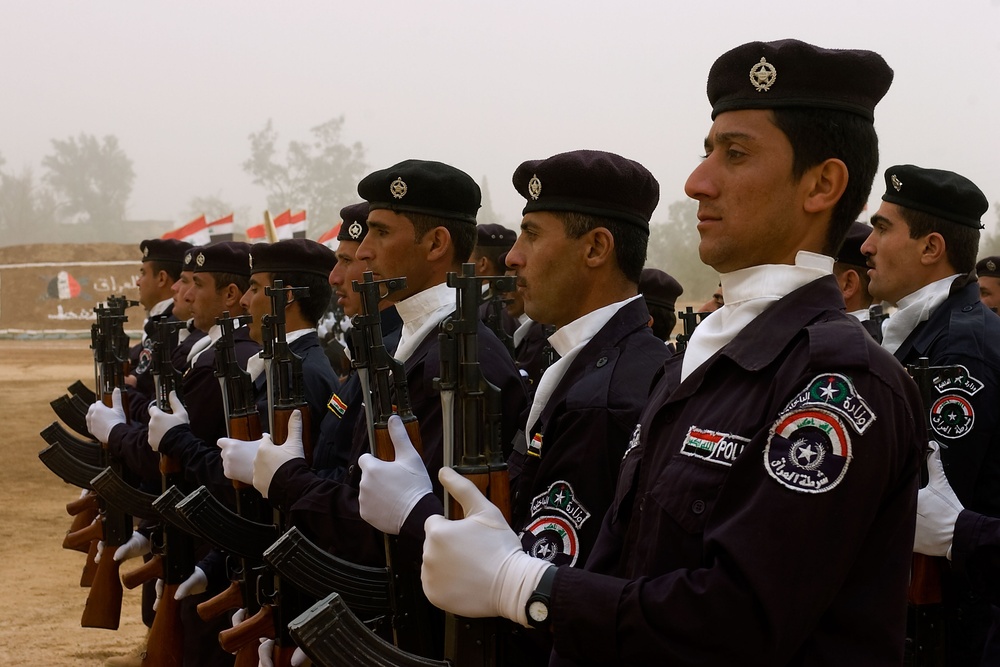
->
596, 356, 608, 368
691, 500, 706, 514
962, 305, 973, 312
348, 464, 356, 476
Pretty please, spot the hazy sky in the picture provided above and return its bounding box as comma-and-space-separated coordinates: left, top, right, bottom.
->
2, 0, 999, 237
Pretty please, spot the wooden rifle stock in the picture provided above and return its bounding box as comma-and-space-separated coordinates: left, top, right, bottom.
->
272, 405, 312, 465
67, 490, 100, 516
80, 539, 100, 588
122, 555, 162, 590
81, 542, 124, 629
64, 491, 100, 552
143, 582, 185, 667
64, 518, 103, 551
219, 604, 275, 654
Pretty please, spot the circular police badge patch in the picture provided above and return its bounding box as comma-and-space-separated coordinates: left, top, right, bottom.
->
929, 394, 974, 440
135, 343, 153, 376
765, 408, 852, 494
522, 515, 580, 567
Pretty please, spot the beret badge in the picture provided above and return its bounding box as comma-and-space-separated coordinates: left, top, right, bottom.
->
184, 252, 192, 265
749, 57, 777, 92
891, 174, 902, 192
348, 221, 363, 240
248, 254, 254, 270
390, 177, 407, 200
989, 260, 997, 272
528, 174, 542, 201
142, 246, 149, 258
196, 252, 206, 267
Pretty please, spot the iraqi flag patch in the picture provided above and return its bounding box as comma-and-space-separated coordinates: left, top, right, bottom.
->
521, 515, 581, 567
765, 408, 852, 494
326, 393, 348, 418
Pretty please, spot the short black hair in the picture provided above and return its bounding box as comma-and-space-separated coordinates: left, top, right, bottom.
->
472, 244, 509, 274
561, 212, 648, 284
771, 107, 879, 256
407, 212, 477, 267
272, 271, 334, 326
832, 262, 874, 308
212, 272, 250, 295
148, 260, 182, 283
900, 208, 980, 274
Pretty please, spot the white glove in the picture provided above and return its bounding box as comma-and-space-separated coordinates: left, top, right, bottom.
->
359, 415, 432, 535
422, 467, 552, 627
915, 441, 964, 559
86, 388, 126, 443
257, 638, 307, 667
112, 531, 151, 562
174, 566, 208, 600
217, 434, 267, 485
252, 410, 304, 499
231, 607, 247, 627
148, 391, 189, 452
153, 578, 163, 612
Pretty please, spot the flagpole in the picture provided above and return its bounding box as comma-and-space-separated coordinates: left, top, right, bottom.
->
263, 210, 279, 244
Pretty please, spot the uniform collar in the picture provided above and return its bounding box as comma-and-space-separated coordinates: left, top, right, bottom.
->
547, 295, 641, 358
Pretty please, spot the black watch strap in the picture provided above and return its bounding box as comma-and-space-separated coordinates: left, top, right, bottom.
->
525, 565, 558, 629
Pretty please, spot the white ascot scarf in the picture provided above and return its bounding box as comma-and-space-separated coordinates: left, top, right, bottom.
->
524, 295, 640, 438
881, 274, 958, 355
512, 313, 533, 349
140, 298, 174, 344
246, 328, 317, 382
188, 323, 221, 366
393, 282, 456, 363
680, 252, 834, 382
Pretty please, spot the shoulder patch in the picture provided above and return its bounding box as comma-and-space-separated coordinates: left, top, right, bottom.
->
765, 408, 852, 494
680, 426, 749, 467
932, 365, 983, 396
782, 373, 875, 435
529, 481, 591, 528
930, 394, 975, 440
135, 340, 154, 376
522, 515, 580, 567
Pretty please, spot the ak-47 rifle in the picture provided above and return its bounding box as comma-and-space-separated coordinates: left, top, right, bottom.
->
196, 312, 270, 667
81, 295, 137, 630
141, 314, 196, 667
351, 271, 434, 655
674, 306, 710, 354
904, 357, 955, 667
438, 264, 513, 667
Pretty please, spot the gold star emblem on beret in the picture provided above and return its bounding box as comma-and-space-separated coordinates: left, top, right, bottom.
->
750, 57, 777, 92
390, 177, 407, 199
196, 252, 206, 267
348, 221, 363, 239
528, 174, 542, 201
988, 260, 997, 272
891, 174, 902, 192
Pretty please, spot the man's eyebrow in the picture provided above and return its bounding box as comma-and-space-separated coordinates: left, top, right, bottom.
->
870, 213, 891, 227
705, 131, 755, 151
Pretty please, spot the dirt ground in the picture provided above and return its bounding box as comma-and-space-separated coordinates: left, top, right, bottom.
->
0, 339, 147, 665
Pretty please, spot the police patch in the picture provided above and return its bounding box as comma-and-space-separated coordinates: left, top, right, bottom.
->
135, 340, 154, 376
680, 426, 748, 467
930, 394, 974, 440
765, 408, 852, 494
623, 423, 641, 459
932, 365, 983, 396
521, 515, 580, 567
529, 481, 591, 529
782, 373, 875, 434
527, 433, 543, 458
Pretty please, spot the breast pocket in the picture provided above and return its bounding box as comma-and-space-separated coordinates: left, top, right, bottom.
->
647, 456, 730, 535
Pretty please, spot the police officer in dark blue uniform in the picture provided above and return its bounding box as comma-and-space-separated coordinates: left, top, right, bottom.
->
862, 164, 1000, 664
834, 221, 882, 342
419, 39, 925, 666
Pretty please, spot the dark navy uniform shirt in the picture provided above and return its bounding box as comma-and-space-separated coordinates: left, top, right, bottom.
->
549, 276, 923, 666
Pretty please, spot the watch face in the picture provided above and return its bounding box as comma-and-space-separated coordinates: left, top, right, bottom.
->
528, 599, 549, 623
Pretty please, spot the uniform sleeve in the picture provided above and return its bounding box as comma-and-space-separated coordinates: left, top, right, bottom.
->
953, 509, 1000, 604
549, 377, 922, 664
107, 422, 161, 485
158, 424, 234, 504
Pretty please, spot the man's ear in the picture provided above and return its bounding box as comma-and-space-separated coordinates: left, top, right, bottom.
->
156, 270, 171, 289
224, 284, 244, 309
583, 227, 615, 268
838, 268, 860, 301
421, 226, 452, 264
919, 232, 949, 267
802, 158, 849, 215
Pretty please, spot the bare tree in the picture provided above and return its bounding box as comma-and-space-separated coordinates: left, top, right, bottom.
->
42, 133, 135, 226
646, 199, 719, 303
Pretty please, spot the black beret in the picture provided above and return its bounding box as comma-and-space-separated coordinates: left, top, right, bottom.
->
476, 223, 516, 248
639, 268, 683, 308
708, 39, 893, 121
358, 159, 480, 224
249, 239, 336, 278
337, 202, 370, 242
513, 150, 659, 232
977, 256, 1000, 279
190, 241, 251, 276
140, 238, 192, 265
881, 165, 988, 229
835, 221, 873, 268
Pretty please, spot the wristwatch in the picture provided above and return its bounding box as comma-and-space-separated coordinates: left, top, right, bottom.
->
525, 565, 558, 629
